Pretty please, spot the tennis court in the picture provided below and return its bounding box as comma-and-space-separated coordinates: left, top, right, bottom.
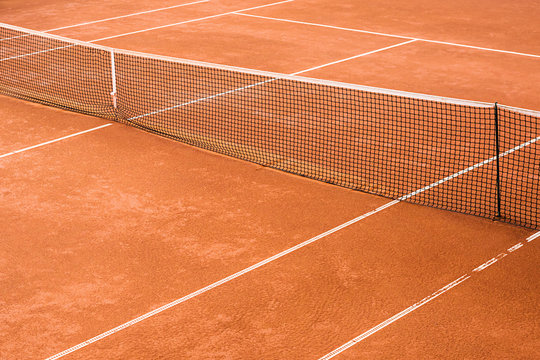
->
1, 1, 539, 359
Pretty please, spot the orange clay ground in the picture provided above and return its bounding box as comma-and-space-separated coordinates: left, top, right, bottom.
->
0, 1, 538, 359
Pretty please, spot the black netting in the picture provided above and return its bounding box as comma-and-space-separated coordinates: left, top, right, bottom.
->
1, 24, 538, 229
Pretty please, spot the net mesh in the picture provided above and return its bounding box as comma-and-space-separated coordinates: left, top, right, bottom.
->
0, 27, 115, 118
1, 23, 538, 229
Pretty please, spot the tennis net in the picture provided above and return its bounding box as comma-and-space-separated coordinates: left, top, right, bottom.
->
1, 23, 538, 229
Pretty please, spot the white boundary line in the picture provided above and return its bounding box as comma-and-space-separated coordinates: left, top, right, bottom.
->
291, 40, 417, 75
0, 1, 293, 45
319, 230, 540, 359
234, 13, 540, 59
44, 200, 400, 360
0, 0, 209, 42
45, 0, 209, 33
88, 0, 294, 42
44, 129, 539, 358
319, 275, 472, 359
0, 124, 113, 159
233, 13, 413, 40
2, 11, 538, 356
527, 232, 540, 243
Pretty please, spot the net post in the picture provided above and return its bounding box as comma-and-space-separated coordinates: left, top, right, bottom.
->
493, 102, 502, 219
110, 49, 118, 110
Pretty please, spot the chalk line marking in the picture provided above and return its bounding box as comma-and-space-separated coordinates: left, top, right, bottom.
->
234, 13, 540, 59
44, 200, 399, 360
508, 242, 524, 253
400, 135, 540, 200
0, 1, 293, 61
527, 232, 540, 242
45, 0, 209, 33
0, 1, 209, 43
89, 0, 294, 42
0, 124, 113, 159
319, 275, 471, 360
318, 231, 539, 359
290, 40, 417, 75
472, 253, 507, 273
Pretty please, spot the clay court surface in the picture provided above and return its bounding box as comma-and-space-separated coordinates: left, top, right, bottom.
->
1, 1, 539, 359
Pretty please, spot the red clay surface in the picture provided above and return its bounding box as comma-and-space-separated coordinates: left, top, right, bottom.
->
48, 1, 283, 41
61, 206, 535, 360
251, 0, 540, 54
0, 96, 107, 154
1, 0, 213, 30
305, 40, 540, 110
338, 241, 540, 360
1, 0, 539, 359
56, 15, 403, 74
1, 99, 388, 359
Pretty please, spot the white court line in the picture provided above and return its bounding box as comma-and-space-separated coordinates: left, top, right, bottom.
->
508, 242, 524, 253
44, 200, 400, 360
45, 130, 539, 358
0, 0, 208, 43
234, 13, 540, 59
0, 1, 294, 61
45, 0, 209, 33
319, 275, 471, 360
527, 232, 540, 242
472, 253, 507, 272
128, 39, 417, 121
291, 40, 417, 75
88, 0, 294, 43
319, 231, 540, 359
0, 124, 113, 159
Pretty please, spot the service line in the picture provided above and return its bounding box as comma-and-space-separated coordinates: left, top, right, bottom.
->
234, 13, 540, 59
45, 200, 400, 359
